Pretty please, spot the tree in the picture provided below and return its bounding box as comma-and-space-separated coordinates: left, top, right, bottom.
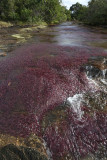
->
70, 2, 83, 20
0, 0, 69, 24
69, 0, 107, 25
70, 2, 88, 21
0, 0, 16, 20
65, 8, 71, 21
43, 0, 62, 24
87, 0, 107, 25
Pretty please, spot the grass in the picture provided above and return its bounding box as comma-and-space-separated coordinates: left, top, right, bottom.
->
0, 20, 47, 28
0, 21, 13, 28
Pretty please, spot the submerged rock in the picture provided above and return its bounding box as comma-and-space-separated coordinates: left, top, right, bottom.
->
84, 57, 107, 87
83, 91, 107, 111
0, 134, 48, 160
85, 65, 101, 79
0, 144, 48, 160
0, 52, 7, 57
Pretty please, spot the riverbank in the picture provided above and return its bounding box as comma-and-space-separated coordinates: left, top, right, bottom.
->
0, 20, 48, 28
72, 20, 107, 29
0, 21, 13, 28
1, 21, 107, 58
0, 21, 47, 55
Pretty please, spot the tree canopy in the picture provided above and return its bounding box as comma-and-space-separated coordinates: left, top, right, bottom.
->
0, 0, 71, 24
70, 0, 107, 25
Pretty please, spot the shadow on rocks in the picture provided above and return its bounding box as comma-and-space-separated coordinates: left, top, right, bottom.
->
0, 144, 48, 160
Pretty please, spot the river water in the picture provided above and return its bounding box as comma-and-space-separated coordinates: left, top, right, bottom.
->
0, 22, 107, 160
0, 22, 107, 53
32, 22, 107, 49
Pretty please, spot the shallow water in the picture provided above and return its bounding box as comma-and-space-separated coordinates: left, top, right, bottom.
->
0, 22, 107, 54
0, 22, 107, 160
31, 22, 107, 49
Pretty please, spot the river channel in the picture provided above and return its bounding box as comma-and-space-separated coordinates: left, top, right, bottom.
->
0, 22, 107, 54
0, 22, 107, 160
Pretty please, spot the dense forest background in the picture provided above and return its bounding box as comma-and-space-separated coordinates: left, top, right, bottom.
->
70, 0, 107, 25
0, 0, 71, 24
0, 0, 107, 25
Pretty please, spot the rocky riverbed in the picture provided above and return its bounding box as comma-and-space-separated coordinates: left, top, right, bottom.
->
0, 22, 107, 160
0, 43, 106, 159
0, 24, 47, 54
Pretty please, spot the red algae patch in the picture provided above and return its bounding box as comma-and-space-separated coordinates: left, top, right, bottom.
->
0, 44, 107, 160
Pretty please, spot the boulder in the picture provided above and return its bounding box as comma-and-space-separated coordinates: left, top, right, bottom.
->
85, 65, 101, 79
0, 52, 7, 57
0, 144, 48, 160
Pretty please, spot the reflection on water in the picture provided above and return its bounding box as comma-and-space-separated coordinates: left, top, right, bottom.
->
32, 22, 107, 49
0, 22, 107, 54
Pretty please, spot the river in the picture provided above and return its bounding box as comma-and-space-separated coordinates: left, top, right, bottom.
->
33, 22, 107, 49
0, 22, 107, 160
0, 22, 107, 53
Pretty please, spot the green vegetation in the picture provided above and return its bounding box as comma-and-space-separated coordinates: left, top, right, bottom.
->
0, 21, 13, 28
70, 0, 107, 25
1, 0, 106, 26
0, 0, 71, 25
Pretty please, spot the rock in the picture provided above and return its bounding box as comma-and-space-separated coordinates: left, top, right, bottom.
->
12, 34, 25, 39
87, 56, 107, 70
85, 65, 101, 79
41, 104, 68, 133
83, 91, 107, 111
0, 134, 48, 159
0, 52, 7, 57
0, 134, 24, 148
84, 57, 107, 85
24, 134, 47, 156
0, 144, 48, 160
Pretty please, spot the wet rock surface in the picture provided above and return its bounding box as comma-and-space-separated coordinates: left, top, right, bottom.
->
83, 91, 107, 111
0, 52, 7, 57
0, 25, 47, 53
0, 144, 48, 160
0, 134, 48, 160
85, 65, 101, 78
84, 57, 107, 85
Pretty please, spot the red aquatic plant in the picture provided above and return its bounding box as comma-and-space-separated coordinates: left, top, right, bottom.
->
0, 44, 107, 159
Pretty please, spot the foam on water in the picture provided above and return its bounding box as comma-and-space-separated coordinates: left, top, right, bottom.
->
101, 69, 107, 84
67, 94, 84, 119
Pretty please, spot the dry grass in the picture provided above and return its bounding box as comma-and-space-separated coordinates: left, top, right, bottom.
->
0, 21, 13, 28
